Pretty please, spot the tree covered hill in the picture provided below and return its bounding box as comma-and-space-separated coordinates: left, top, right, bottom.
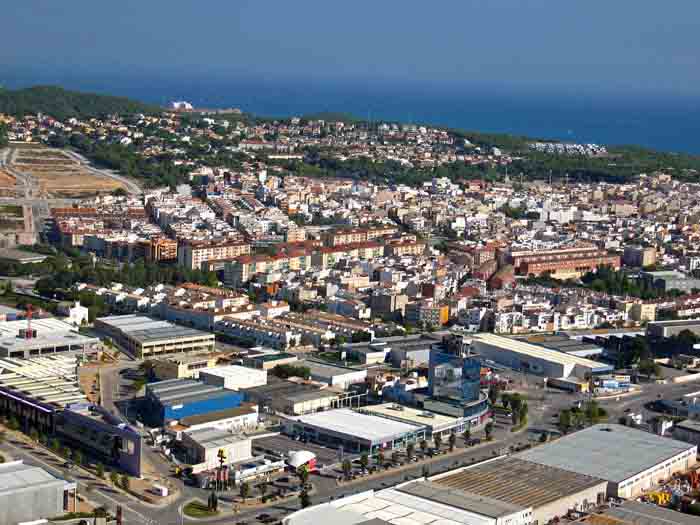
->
0, 86, 161, 120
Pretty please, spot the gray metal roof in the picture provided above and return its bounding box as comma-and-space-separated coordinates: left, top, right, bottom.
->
185, 427, 248, 449
0, 460, 68, 495
97, 314, 213, 343
604, 500, 700, 525
516, 424, 696, 483
147, 379, 237, 407
431, 457, 605, 510
399, 480, 527, 518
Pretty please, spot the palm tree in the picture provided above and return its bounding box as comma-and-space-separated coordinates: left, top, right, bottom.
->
298, 466, 309, 487
419, 439, 428, 456
463, 428, 471, 444
95, 463, 105, 479
377, 451, 385, 468
239, 481, 250, 502
73, 450, 83, 466
448, 433, 457, 452
359, 454, 369, 472
29, 428, 39, 443
258, 482, 268, 500
299, 488, 311, 509
342, 459, 352, 480
120, 474, 130, 491
485, 422, 494, 440
110, 471, 120, 486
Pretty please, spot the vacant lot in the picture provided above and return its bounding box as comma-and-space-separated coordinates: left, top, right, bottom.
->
11, 144, 125, 197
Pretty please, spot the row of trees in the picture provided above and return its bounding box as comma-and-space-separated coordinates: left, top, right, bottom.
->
581, 265, 684, 300
502, 393, 529, 427
558, 401, 607, 433
35, 255, 219, 300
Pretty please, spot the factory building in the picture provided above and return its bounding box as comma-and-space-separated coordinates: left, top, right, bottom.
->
181, 427, 253, 471
647, 318, 700, 339
470, 333, 612, 380
284, 480, 532, 525
359, 403, 468, 439
200, 365, 267, 391
94, 314, 215, 358
0, 460, 78, 525
516, 424, 698, 498
55, 404, 143, 477
0, 317, 99, 359
145, 379, 244, 427
282, 408, 426, 454
0, 355, 87, 432
174, 404, 260, 435
242, 378, 344, 415
151, 352, 223, 380
301, 359, 367, 390
430, 457, 607, 525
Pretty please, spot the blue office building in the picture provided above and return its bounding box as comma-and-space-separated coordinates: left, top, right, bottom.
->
428, 349, 481, 403
145, 379, 244, 427
426, 348, 489, 426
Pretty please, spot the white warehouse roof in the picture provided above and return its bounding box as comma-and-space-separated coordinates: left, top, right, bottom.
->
471, 334, 610, 372
516, 424, 696, 483
287, 408, 423, 444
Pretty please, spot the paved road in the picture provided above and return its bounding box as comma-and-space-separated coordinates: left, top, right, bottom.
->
0, 438, 166, 525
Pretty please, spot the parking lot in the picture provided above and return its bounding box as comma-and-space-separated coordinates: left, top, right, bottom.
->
253, 434, 344, 467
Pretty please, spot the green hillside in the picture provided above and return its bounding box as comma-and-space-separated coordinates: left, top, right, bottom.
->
0, 86, 161, 120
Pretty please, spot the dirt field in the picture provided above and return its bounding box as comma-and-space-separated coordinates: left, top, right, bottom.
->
0, 168, 16, 189
11, 144, 125, 197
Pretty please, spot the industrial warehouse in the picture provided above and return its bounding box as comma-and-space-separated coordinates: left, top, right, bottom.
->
284, 454, 608, 525
94, 314, 215, 358
470, 333, 612, 381
516, 424, 698, 498
0, 317, 98, 358
0, 460, 77, 525
144, 378, 245, 427
429, 457, 608, 525
282, 408, 427, 454
0, 355, 87, 431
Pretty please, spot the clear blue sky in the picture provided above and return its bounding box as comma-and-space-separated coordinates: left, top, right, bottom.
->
1, 0, 699, 96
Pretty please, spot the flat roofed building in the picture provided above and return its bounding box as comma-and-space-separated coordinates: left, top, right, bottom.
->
182, 427, 253, 470
301, 359, 367, 390
242, 378, 341, 415
176, 404, 259, 434
94, 314, 215, 358
471, 333, 612, 379
284, 483, 530, 525
200, 365, 267, 390
0, 331, 99, 359
516, 424, 698, 498
145, 378, 244, 427
0, 355, 87, 431
282, 408, 426, 454
430, 457, 607, 525
152, 352, 222, 380
647, 319, 700, 339
578, 500, 700, 525
0, 460, 77, 525
360, 403, 466, 438
55, 403, 143, 477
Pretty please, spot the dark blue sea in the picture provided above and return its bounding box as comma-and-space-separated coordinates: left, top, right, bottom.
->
5, 71, 700, 154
